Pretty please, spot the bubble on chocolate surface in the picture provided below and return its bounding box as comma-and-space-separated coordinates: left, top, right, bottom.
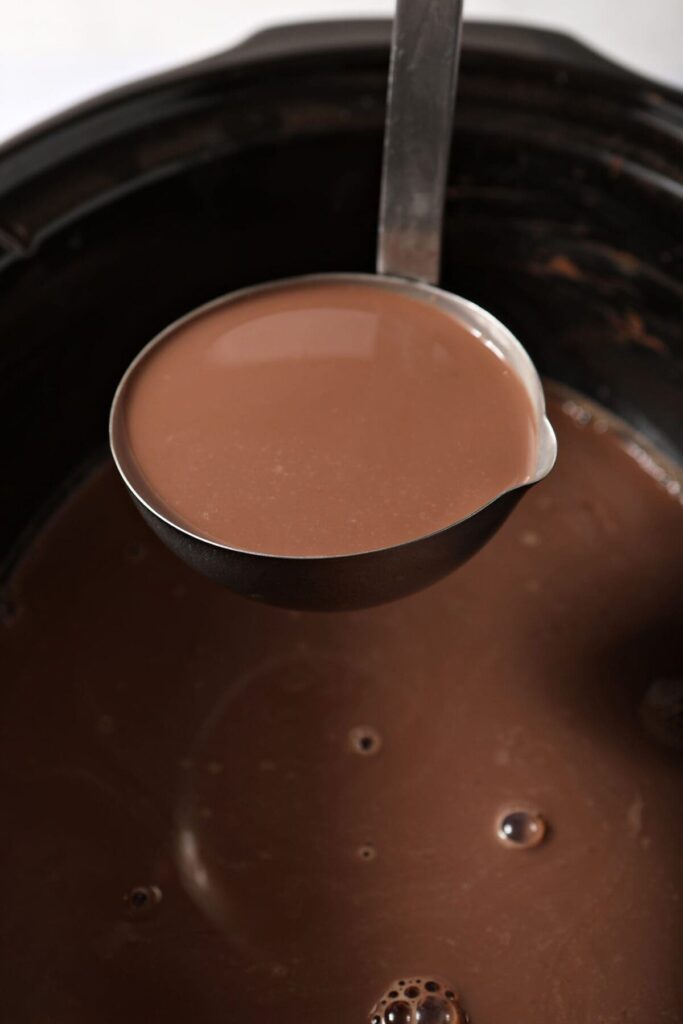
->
369, 977, 465, 1024
497, 810, 546, 849
349, 725, 382, 756
125, 885, 162, 914
640, 678, 683, 752
416, 994, 460, 1022
385, 1002, 412, 1023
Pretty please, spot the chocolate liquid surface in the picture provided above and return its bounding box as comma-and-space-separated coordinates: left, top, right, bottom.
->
2, 392, 683, 1023
114, 280, 536, 556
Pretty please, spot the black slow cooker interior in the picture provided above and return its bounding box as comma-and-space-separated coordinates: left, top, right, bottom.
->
1, 21, 681, 574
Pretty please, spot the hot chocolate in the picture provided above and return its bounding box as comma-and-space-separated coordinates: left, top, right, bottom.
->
113, 279, 537, 556
1, 391, 681, 1022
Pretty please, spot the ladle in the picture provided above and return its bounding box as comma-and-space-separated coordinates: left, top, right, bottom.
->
110, 0, 557, 611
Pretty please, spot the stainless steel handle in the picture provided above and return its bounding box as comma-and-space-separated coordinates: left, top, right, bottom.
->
377, 0, 464, 285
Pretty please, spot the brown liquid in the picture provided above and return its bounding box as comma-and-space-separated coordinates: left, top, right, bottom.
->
114, 280, 536, 556
2, 393, 682, 1023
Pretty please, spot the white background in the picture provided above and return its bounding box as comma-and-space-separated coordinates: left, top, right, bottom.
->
1, 0, 681, 145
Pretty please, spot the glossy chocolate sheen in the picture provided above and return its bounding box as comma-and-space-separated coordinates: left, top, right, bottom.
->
114, 280, 536, 556
1, 394, 682, 1023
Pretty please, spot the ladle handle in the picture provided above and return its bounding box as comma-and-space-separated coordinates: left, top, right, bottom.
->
377, 0, 464, 285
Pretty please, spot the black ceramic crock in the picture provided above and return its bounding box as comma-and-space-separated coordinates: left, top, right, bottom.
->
1, 20, 681, 581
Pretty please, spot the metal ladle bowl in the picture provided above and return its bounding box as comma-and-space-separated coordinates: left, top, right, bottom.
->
110, 0, 557, 612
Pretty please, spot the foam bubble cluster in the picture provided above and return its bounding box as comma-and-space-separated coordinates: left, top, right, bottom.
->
369, 976, 466, 1023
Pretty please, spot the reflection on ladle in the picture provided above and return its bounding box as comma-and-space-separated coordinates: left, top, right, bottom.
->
109, 0, 556, 611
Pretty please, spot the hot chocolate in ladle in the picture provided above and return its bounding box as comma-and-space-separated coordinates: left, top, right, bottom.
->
110, 0, 556, 610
